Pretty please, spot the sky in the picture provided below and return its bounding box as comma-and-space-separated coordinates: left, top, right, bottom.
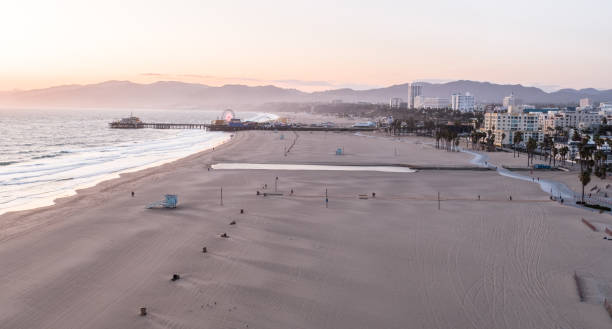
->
0, 0, 611, 92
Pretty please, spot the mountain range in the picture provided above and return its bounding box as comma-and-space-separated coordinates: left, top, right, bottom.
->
1, 80, 611, 110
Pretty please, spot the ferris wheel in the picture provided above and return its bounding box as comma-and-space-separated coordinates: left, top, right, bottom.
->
222, 109, 236, 122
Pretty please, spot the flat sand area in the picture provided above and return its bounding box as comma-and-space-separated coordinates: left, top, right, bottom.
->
1, 131, 612, 328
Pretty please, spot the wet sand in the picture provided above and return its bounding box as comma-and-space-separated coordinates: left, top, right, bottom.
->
1, 131, 611, 328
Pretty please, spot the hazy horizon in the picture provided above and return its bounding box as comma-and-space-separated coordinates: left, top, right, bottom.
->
1, 0, 611, 93
1, 78, 611, 95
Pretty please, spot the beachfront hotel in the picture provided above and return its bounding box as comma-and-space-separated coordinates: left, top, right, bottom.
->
483, 111, 542, 145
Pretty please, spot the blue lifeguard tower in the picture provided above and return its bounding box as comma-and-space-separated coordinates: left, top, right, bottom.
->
146, 194, 178, 209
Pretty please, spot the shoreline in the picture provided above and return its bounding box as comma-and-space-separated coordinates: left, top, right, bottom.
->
0, 131, 239, 241
0, 132, 234, 217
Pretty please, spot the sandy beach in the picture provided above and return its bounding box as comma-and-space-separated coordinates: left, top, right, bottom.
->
1, 130, 612, 328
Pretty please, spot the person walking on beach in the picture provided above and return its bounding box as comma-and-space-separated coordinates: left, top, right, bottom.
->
325, 197, 328, 208
131, 191, 134, 197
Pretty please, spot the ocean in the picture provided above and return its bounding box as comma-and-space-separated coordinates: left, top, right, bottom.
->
0, 108, 276, 215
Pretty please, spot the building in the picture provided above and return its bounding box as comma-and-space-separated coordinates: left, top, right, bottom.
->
482, 110, 542, 145
580, 98, 592, 108
599, 102, 612, 122
414, 96, 450, 109
389, 97, 403, 109
502, 93, 515, 109
407, 82, 423, 109
451, 92, 475, 112
541, 110, 602, 132
483, 104, 496, 113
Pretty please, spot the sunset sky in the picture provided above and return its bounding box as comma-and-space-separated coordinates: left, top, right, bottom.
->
1, 0, 611, 92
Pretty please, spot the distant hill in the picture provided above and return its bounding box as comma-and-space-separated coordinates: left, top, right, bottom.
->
312, 81, 612, 104
1, 80, 611, 109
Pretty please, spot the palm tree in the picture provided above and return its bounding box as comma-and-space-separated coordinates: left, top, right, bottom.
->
577, 137, 594, 203
513, 131, 523, 158
486, 133, 496, 152
543, 135, 554, 165
501, 132, 506, 148
580, 168, 591, 204
526, 137, 537, 167
572, 129, 581, 142
470, 131, 478, 149
560, 146, 568, 165
552, 146, 558, 167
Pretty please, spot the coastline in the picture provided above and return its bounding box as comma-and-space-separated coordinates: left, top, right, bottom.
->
0, 131, 237, 241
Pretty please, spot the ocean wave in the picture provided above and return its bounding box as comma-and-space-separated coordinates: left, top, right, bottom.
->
31, 150, 72, 160
32, 154, 61, 160
0, 161, 18, 166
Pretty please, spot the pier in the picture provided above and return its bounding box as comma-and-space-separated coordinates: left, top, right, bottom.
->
109, 122, 377, 132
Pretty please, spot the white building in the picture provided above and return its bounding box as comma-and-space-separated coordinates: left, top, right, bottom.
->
483, 110, 542, 145
414, 96, 450, 109
451, 92, 475, 112
389, 97, 403, 109
541, 111, 602, 132
580, 98, 592, 108
502, 93, 515, 109
599, 102, 612, 122
407, 82, 423, 109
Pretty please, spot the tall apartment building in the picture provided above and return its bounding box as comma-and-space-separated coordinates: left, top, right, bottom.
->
407, 82, 423, 109
451, 92, 475, 112
502, 93, 515, 109
389, 97, 403, 109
